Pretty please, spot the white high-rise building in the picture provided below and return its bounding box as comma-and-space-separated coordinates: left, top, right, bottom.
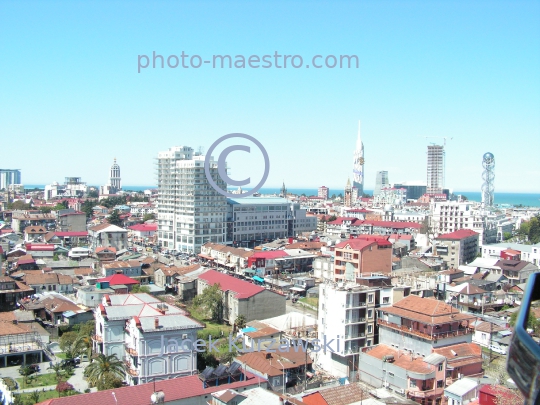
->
352, 121, 364, 196
0, 169, 21, 190
157, 146, 227, 254
374, 171, 389, 196
427, 144, 445, 194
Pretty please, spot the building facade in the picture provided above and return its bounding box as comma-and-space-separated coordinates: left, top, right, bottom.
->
374, 171, 389, 196
427, 144, 445, 195
157, 146, 227, 254
352, 121, 365, 195
0, 169, 21, 190
434, 229, 480, 268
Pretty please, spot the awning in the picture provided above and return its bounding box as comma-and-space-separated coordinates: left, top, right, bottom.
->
198, 253, 213, 260
244, 269, 256, 274
253, 276, 265, 283
290, 287, 306, 292
225, 263, 236, 268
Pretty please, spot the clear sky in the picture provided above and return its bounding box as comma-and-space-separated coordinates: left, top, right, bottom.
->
1, 0, 539, 192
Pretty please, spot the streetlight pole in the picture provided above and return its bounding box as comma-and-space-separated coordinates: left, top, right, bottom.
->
277, 359, 286, 395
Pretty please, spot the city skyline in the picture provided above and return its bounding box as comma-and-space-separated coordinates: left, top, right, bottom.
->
1, 1, 539, 192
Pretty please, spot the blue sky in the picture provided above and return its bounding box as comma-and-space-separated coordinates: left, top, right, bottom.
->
1, 0, 539, 192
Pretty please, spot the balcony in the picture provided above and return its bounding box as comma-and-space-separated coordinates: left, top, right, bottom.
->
124, 361, 139, 377
344, 333, 366, 339
92, 334, 103, 343
408, 387, 444, 398
377, 319, 472, 340
125, 344, 139, 357
345, 302, 367, 308
345, 317, 366, 324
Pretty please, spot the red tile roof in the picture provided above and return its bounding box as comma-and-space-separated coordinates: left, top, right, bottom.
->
128, 224, 158, 232
36, 371, 265, 405
54, 232, 88, 237
97, 274, 140, 286
250, 250, 289, 259
199, 270, 264, 299
25, 243, 55, 251
436, 229, 479, 240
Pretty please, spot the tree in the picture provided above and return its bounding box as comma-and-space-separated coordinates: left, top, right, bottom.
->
12, 394, 23, 405
107, 210, 123, 227
131, 285, 151, 294
87, 190, 99, 198
29, 390, 41, 404
39, 206, 53, 214
56, 381, 74, 397
59, 331, 78, 353
19, 365, 33, 387
81, 200, 95, 219
53, 253, 60, 261
503, 232, 512, 241
509, 310, 539, 334
327, 215, 337, 222
84, 354, 126, 390
8, 200, 32, 210
192, 283, 223, 323
528, 215, 540, 244
48, 363, 63, 382
142, 213, 155, 222
234, 315, 246, 331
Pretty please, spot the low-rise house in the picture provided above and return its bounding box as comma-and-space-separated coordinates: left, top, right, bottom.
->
247, 250, 289, 277
198, 270, 286, 325
240, 321, 282, 350
96, 274, 140, 292
101, 260, 142, 277
24, 243, 56, 258
88, 223, 128, 251
446, 283, 492, 313
444, 378, 480, 405
19, 293, 87, 324
76, 284, 115, 307
22, 272, 78, 294
153, 264, 202, 290
235, 350, 312, 392
95, 246, 117, 262
472, 321, 506, 347
494, 259, 539, 286
24, 225, 48, 242
128, 223, 157, 239
0, 276, 34, 311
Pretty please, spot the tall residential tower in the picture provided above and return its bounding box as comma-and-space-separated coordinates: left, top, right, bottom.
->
157, 146, 227, 254
427, 144, 444, 195
374, 171, 389, 196
352, 121, 364, 196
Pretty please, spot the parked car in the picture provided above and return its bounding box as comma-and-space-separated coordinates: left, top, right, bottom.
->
74, 355, 88, 362
19, 364, 40, 374
489, 344, 507, 355
60, 358, 79, 368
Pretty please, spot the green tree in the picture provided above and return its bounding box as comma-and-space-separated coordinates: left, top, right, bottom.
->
142, 213, 155, 222
87, 190, 99, 198
52, 203, 66, 211
8, 200, 32, 210
12, 394, 23, 405
29, 390, 41, 404
84, 354, 126, 390
48, 363, 63, 382
503, 232, 512, 241
107, 210, 123, 226
193, 283, 223, 323
53, 253, 60, 261
234, 315, 246, 331
59, 331, 78, 352
81, 200, 95, 219
131, 285, 151, 294
327, 215, 337, 222
19, 365, 33, 387
39, 206, 53, 214
529, 215, 540, 244
509, 310, 539, 334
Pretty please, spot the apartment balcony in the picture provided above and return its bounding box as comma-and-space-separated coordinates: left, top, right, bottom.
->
377, 319, 472, 340
125, 343, 139, 357
345, 302, 366, 308
344, 333, 365, 340
124, 361, 139, 376
408, 387, 444, 399
92, 334, 103, 343
345, 317, 366, 324
344, 347, 362, 355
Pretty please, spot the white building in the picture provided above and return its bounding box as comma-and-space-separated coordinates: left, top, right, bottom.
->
430, 200, 513, 246
482, 242, 540, 265
0, 169, 21, 190
317, 281, 379, 377
100, 158, 122, 195
44, 177, 87, 201
93, 293, 203, 385
157, 146, 227, 254
372, 188, 406, 207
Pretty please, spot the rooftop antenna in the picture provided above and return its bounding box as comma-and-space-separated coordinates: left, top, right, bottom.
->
197, 146, 205, 155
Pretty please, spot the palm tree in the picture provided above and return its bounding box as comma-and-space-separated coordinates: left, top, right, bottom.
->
84, 354, 126, 389
19, 365, 33, 388
73, 335, 92, 359
48, 363, 63, 382
29, 390, 40, 404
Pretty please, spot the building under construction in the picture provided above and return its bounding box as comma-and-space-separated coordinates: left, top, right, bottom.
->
427, 144, 445, 195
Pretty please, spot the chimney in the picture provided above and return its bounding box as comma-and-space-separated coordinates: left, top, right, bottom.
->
154, 317, 159, 329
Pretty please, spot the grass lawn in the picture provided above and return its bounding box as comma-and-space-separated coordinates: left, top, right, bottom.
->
16, 373, 60, 389
188, 305, 232, 339
299, 297, 319, 308
17, 389, 80, 403
56, 352, 68, 359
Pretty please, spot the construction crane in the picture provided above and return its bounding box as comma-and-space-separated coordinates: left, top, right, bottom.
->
424, 136, 453, 146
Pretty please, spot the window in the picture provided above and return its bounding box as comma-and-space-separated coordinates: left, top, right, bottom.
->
368, 309, 373, 319
410, 379, 417, 388
388, 372, 394, 377
438, 363, 443, 371
368, 325, 373, 333
368, 294, 374, 303
437, 380, 443, 388
383, 297, 389, 304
